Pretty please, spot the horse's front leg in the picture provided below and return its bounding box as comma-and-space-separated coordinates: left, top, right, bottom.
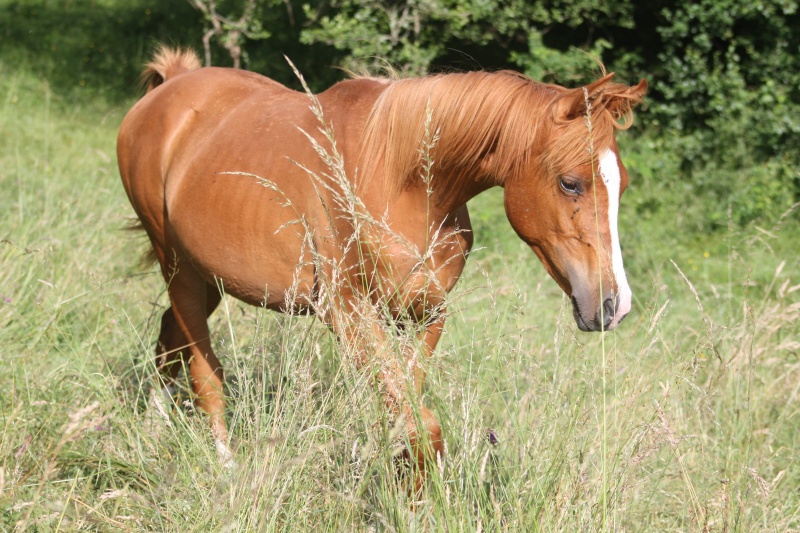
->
398, 310, 447, 490
326, 299, 443, 492
411, 310, 446, 394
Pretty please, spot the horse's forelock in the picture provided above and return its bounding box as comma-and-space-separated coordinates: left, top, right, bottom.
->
543, 109, 619, 178
543, 74, 648, 178
595, 80, 647, 130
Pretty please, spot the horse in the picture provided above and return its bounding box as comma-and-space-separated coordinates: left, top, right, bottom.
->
117, 46, 647, 487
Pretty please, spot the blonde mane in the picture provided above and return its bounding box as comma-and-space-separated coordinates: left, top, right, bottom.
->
358, 70, 641, 203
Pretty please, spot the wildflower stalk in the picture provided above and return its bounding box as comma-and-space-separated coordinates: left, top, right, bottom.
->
584, 86, 609, 531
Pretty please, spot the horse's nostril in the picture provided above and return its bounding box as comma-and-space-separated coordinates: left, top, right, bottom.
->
600, 297, 616, 328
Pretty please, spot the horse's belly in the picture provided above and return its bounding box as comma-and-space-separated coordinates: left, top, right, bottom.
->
181, 232, 315, 310
166, 181, 317, 310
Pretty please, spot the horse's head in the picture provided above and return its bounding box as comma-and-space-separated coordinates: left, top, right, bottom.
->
503, 73, 647, 332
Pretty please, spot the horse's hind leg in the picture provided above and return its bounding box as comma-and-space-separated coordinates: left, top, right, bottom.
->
150, 291, 222, 418
149, 247, 231, 464
146, 306, 184, 428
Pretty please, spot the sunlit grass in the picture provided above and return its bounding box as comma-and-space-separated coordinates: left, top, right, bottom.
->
1, 63, 799, 531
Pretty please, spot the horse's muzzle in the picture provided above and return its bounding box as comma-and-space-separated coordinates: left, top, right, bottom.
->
571, 295, 627, 332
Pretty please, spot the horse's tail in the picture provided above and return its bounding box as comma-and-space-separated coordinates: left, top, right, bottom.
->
124, 219, 159, 268
141, 46, 202, 93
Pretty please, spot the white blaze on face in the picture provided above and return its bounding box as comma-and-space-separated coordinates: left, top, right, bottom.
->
598, 149, 632, 325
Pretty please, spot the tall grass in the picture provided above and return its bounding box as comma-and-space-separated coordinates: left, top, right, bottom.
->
1, 62, 799, 531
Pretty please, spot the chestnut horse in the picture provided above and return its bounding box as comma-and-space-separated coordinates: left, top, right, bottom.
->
118, 47, 646, 483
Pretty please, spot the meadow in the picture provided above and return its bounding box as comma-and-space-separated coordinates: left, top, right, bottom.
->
1, 53, 799, 531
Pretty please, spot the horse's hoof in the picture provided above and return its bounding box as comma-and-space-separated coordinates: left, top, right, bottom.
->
216, 439, 236, 470
393, 406, 443, 495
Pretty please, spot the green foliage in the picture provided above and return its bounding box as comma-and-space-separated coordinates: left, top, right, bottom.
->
653, 0, 799, 147
511, 33, 611, 85
189, 0, 273, 68
300, 0, 518, 75
0, 0, 203, 99
621, 130, 799, 231
299, 0, 633, 78
637, 0, 800, 226
0, 0, 341, 99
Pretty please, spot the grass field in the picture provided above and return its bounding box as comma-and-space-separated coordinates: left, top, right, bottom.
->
1, 59, 799, 531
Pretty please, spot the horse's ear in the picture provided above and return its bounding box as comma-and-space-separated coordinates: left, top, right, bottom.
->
605, 78, 648, 121
556, 72, 616, 121
556, 74, 648, 124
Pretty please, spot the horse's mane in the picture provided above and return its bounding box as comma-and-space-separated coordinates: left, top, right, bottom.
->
358, 70, 641, 202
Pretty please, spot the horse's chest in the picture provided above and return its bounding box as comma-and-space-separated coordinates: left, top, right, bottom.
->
362, 230, 469, 317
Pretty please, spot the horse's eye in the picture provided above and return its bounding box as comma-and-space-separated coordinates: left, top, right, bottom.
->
559, 177, 582, 196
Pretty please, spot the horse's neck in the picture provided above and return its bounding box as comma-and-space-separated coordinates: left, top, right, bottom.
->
444, 166, 500, 210
358, 72, 550, 215
411, 155, 502, 215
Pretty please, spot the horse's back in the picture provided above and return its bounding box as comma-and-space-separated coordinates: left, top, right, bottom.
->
118, 68, 390, 200
118, 67, 306, 177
